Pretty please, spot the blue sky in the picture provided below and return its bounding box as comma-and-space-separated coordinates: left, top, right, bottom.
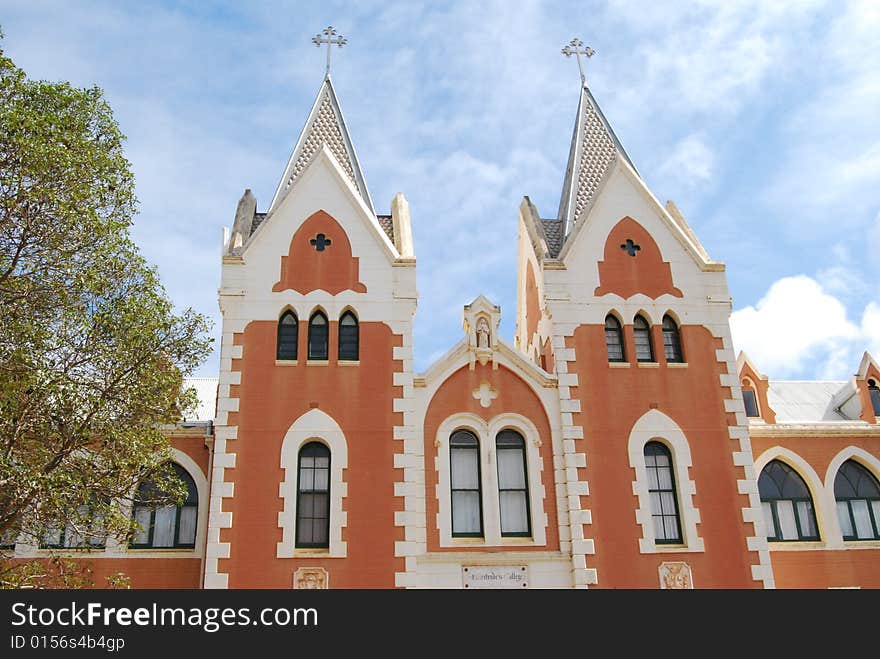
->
3, 1, 878, 380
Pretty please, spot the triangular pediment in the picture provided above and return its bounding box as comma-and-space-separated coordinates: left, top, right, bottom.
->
558, 156, 722, 272
246, 144, 398, 262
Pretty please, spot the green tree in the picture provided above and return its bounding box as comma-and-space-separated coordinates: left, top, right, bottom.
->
0, 35, 212, 587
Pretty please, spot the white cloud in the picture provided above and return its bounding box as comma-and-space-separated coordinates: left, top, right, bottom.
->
659, 135, 714, 184
862, 302, 880, 359
628, 0, 825, 114
730, 274, 880, 379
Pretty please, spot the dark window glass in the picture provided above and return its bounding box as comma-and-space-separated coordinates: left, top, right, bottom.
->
43, 498, 107, 549
338, 311, 359, 361
496, 430, 530, 536
604, 315, 625, 362
869, 380, 880, 416
0, 528, 16, 550
450, 430, 482, 537
834, 460, 880, 541
634, 315, 654, 362
662, 315, 684, 363
743, 389, 760, 418
296, 442, 331, 548
277, 310, 298, 360
308, 311, 329, 360
131, 463, 199, 549
644, 442, 682, 544
758, 460, 819, 542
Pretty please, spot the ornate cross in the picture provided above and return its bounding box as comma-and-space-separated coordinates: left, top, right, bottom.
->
561, 38, 595, 86
312, 26, 347, 76
310, 234, 332, 251
472, 383, 498, 409
620, 239, 641, 257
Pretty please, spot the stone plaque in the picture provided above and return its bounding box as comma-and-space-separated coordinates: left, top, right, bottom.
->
293, 567, 329, 589
658, 561, 693, 589
462, 565, 528, 589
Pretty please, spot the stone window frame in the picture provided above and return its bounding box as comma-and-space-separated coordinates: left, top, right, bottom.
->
278, 409, 348, 558
435, 412, 547, 548
628, 410, 704, 553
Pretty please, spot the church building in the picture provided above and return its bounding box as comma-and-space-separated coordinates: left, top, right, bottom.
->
6, 34, 880, 589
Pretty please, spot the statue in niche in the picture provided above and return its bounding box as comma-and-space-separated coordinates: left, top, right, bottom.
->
476, 317, 490, 349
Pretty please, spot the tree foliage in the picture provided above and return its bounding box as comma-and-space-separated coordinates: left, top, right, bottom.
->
0, 36, 212, 585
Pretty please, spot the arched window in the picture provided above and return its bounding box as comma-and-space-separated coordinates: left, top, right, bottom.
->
277, 310, 298, 360
633, 314, 654, 362
834, 460, 880, 541
496, 430, 530, 537
662, 315, 684, 363
338, 311, 359, 361
644, 442, 682, 544
450, 430, 482, 537
131, 464, 198, 549
869, 379, 880, 416
296, 442, 331, 548
308, 311, 328, 360
0, 528, 15, 550
758, 460, 819, 541
43, 499, 107, 550
743, 388, 760, 418
604, 315, 625, 362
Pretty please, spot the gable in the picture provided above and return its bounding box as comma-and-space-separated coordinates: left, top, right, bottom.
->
558, 159, 724, 301
234, 147, 399, 298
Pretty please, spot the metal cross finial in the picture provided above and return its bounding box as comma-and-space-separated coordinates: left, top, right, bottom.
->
312, 26, 347, 76
561, 38, 595, 86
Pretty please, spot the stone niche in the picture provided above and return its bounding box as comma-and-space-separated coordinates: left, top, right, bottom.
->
462, 294, 501, 369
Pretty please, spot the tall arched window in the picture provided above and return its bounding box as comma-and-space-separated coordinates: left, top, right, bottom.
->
308, 311, 329, 360
742, 384, 760, 418
869, 379, 880, 416
834, 460, 880, 541
633, 314, 654, 362
296, 442, 331, 548
758, 460, 819, 541
496, 430, 530, 537
131, 463, 198, 549
644, 442, 682, 544
450, 430, 482, 537
662, 314, 684, 363
604, 315, 625, 362
338, 311, 359, 361
277, 310, 298, 360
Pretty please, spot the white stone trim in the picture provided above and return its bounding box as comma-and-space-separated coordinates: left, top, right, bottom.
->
389, 317, 423, 588
203, 322, 245, 589
277, 409, 349, 558
715, 333, 775, 588
627, 409, 704, 553
434, 413, 548, 548
551, 328, 594, 587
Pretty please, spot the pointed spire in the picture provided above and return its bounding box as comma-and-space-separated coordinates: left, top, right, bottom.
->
557, 42, 637, 236
269, 75, 375, 215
